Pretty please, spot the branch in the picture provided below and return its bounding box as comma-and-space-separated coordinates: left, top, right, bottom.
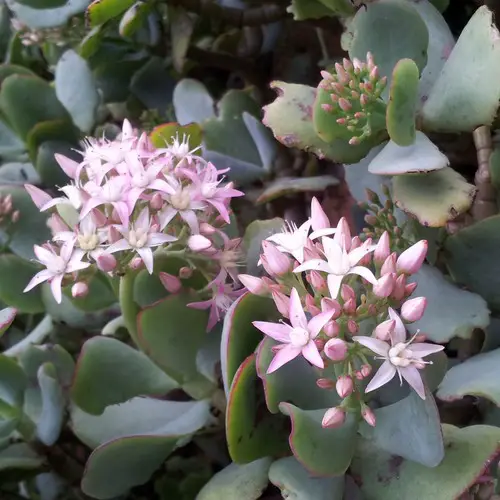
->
163, 0, 288, 26
471, 125, 497, 221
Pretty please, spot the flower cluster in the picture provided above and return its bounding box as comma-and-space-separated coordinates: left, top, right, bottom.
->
319, 52, 387, 145
24, 120, 244, 330
240, 198, 444, 428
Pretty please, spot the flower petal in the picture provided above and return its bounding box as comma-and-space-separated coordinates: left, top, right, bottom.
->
400, 365, 426, 399
252, 321, 291, 343
107, 239, 132, 254
294, 259, 331, 274
301, 341, 324, 369
365, 361, 397, 393
23, 269, 53, 293
267, 344, 302, 373
137, 247, 154, 274
353, 336, 390, 357
50, 274, 64, 304
307, 310, 333, 338
348, 245, 375, 267
289, 288, 307, 329
349, 265, 377, 285
327, 273, 343, 299
409, 342, 445, 358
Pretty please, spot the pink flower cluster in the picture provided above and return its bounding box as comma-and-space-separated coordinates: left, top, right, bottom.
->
23, 120, 244, 328
240, 198, 444, 428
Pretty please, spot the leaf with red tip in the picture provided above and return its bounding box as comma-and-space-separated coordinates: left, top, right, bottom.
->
256, 337, 338, 413
279, 403, 358, 476
221, 293, 278, 395
351, 425, 500, 499
0, 307, 16, 338
226, 354, 289, 463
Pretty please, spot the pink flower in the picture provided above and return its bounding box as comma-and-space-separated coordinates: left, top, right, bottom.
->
252, 288, 333, 373
401, 297, 427, 322
322, 407, 346, 428
238, 274, 268, 295
310, 197, 330, 230
353, 308, 444, 399
159, 272, 182, 293
266, 220, 312, 263
261, 241, 291, 276
397, 240, 427, 274
294, 235, 376, 299
372, 273, 395, 298
24, 241, 90, 304
374, 231, 390, 264
188, 280, 245, 331
107, 207, 177, 273
324, 338, 348, 361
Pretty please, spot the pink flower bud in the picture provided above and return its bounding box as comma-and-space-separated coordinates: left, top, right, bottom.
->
324, 338, 348, 361
314, 338, 325, 351
108, 225, 121, 244
130, 257, 144, 270
347, 319, 358, 333
338, 98, 352, 112
360, 94, 369, 107
321, 297, 341, 319
322, 407, 346, 429
374, 231, 390, 264
372, 273, 395, 298
343, 58, 353, 71
361, 364, 372, 378
188, 234, 212, 252
351, 236, 361, 250
310, 197, 330, 230
373, 319, 395, 341
336, 376, 353, 398
321, 103, 333, 113
261, 241, 291, 276
150, 192, 164, 210
381, 252, 397, 275
391, 274, 406, 301
179, 266, 193, 279
272, 290, 290, 318
96, 253, 117, 272
199, 222, 217, 235
320, 70, 332, 80
305, 294, 320, 316
316, 378, 335, 390
159, 272, 182, 294
341, 284, 355, 302
24, 184, 52, 210
362, 407, 376, 427
369, 66, 379, 82
404, 282, 418, 297
396, 240, 427, 274
335, 63, 349, 83
336, 117, 346, 125
401, 297, 427, 322
47, 214, 68, 234
54, 153, 78, 179
308, 270, 327, 292
71, 282, 88, 298
324, 320, 340, 337
343, 298, 356, 315
238, 274, 267, 295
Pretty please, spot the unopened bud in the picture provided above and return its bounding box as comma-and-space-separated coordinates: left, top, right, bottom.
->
188, 234, 212, 252
404, 282, 418, 297
130, 257, 144, 270
347, 319, 358, 334
335, 63, 349, 83
324, 320, 340, 337
159, 272, 182, 294
322, 407, 346, 429
372, 273, 395, 298
179, 266, 193, 279
261, 241, 291, 276
401, 297, 427, 322
336, 376, 353, 398
321, 103, 334, 113
108, 225, 121, 244
343, 298, 356, 315
341, 284, 355, 302
71, 282, 89, 298
360, 364, 372, 378
321, 297, 341, 319
11, 210, 20, 223
374, 231, 390, 264
308, 270, 327, 292
96, 252, 117, 272
349, 137, 361, 146
360, 94, 369, 107
150, 192, 163, 210
310, 197, 330, 230
316, 378, 335, 390
396, 240, 427, 275
381, 253, 397, 275
324, 338, 348, 361
338, 98, 352, 112
362, 406, 376, 427
305, 294, 320, 316
391, 274, 406, 301
238, 274, 267, 295
272, 290, 290, 318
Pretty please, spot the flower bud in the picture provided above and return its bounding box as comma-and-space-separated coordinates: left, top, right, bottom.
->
324, 338, 348, 361
150, 192, 164, 210
360, 364, 372, 378
347, 319, 358, 334
308, 270, 327, 292
310, 197, 330, 230
373, 319, 395, 341
321, 297, 342, 319
188, 234, 212, 252
397, 240, 427, 274
316, 378, 335, 390
200, 222, 217, 235
324, 320, 340, 337
391, 274, 406, 301
343, 298, 356, 315
108, 225, 121, 244
305, 294, 320, 316
381, 252, 397, 275
179, 266, 193, 279
71, 282, 88, 298
372, 273, 395, 298
362, 406, 376, 427
341, 284, 355, 302
159, 272, 182, 294
374, 231, 390, 264
261, 241, 291, 276
96, 252, 117, 272
272, 290, 290, 318
47, 214, 68, 234
336, 376, 353, 398
130, 257, 144, 270
11, 210, 20, 223
401, 297, 427, 322
322, 407, 346, 429
404, 282, 418, 297
350, 236, 361, 250
238, 274, 267, 295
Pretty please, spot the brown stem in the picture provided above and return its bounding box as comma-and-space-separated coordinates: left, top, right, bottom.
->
163, 0, 288, 26
471, 125, 497, 221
